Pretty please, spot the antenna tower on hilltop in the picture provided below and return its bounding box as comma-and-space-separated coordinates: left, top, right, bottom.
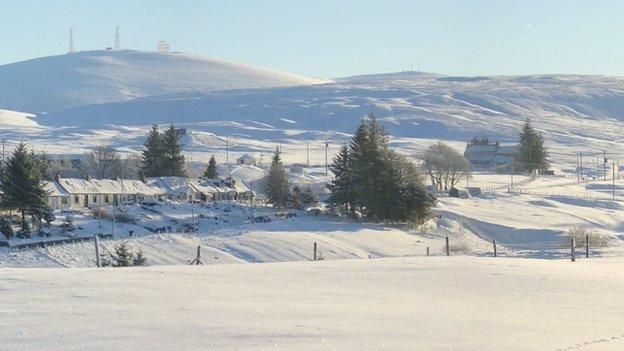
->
68, 27, 75, 54
114, 26, 120, 50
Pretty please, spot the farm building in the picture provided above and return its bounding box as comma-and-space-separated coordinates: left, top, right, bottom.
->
464, 144, 516, 167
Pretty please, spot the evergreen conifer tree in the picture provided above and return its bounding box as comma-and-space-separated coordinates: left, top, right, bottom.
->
140, 125, 163, 177
112, 241, 135, 267
202, 155, 219, 179
301, 187, 319, 207
327, 145, 355, 216
327, 114, 435, 224
0, 216, 13, 239
263, 147, 290, 209
161, 124, 186, 176
288, 186, 303, 209
0, 143, 50, 237
516, 119, 549, 174
133, 248, 147, 266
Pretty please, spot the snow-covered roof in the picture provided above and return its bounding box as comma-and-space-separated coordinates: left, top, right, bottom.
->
237, 154, 255, 161
146, 177, 242, 196
44, 181, 69, 197
56, 178, 165, 195
465, 145, 498, 153
53, 176, 251, 198
146, 177, 193, 196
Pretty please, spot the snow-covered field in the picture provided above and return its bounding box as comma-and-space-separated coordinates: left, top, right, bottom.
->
3, 256, 624, 350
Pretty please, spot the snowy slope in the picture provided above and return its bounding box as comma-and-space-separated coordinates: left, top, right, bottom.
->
3, 256, 624, 350
0, 50, 328, 112
31, 72, 624, 168
0, 109, 41, 129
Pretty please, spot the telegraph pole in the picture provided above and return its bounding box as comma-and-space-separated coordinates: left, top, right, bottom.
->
613, 162, 616, 200
226, 138, 229, 164
579, 151, 583, 181
1, 138, 5, 168
306, 141, 310, 167
604, 150, 607, 181
577, 156, 580, 183
324, 139, 329, 175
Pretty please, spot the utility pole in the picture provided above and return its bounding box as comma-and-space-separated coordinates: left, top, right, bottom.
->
577, 156, 580, 183
1, 138, 5, 168
324, 139, 329, 175
306, 141, 310, 167
613, 162, 616, 200
604, 150, 607, 181
510, 163, 514, 192
227, 138, 230, 164
580, 151, 583, 181
190, 190, 196, 233
98, 191, 102, 228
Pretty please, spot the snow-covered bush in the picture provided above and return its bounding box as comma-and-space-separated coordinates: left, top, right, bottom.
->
42, 208, 55, 227
0, 216, 14, 239
108, 242, 148, 267
566, 227, 610, 248
111, 241, 134, 267
16, 221, 31, 239
60, 215, 75, 233
133, 248, 147, 266
444, 241, 472, 254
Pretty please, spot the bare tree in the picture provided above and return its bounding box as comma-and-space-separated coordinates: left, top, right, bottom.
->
85, 145, 121, 179
422, 142, 471, 192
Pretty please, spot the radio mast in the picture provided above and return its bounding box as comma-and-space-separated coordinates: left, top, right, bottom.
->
68, 27, 75, 53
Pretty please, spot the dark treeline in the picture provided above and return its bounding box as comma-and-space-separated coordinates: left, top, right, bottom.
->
327, 114, 435, 224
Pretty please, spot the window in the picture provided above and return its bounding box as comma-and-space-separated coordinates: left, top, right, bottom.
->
74, 196, 80, 203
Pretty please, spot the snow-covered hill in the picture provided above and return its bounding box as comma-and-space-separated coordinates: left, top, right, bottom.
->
0, 50, 327, 112
29, 72, 624, 167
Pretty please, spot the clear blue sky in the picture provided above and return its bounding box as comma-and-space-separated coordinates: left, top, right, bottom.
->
2, 0, 623, 78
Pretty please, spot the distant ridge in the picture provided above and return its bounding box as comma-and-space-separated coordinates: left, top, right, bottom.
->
0, 50, 328, 112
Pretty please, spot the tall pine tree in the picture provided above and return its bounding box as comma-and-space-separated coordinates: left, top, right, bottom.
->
263, 147, 290, 209
327, 114, 435, 223
327, 145, 356, 216
0, 143, 50, 236
516, 119, 549, 174
161, 124, 186, 177
140, 125, 163, 177
202, 155, 219, 179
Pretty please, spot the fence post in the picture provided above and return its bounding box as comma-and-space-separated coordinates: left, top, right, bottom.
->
94, 234, 101, 268
426, 247, 430, 256
585, 234, 589, 258
493, 239, 498, 258
571, 238, 575, 262
313, 242, 317, 261
445, 236, 450, 256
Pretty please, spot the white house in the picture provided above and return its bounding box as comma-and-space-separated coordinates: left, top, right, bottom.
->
43, 176, 255, 210
236, 154, 256, 166
464, 144, 516, 167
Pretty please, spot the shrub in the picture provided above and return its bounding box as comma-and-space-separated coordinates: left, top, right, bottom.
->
111, 241, 134, 267
133, 248, 147, 266
566, 227, 610, 248
16, 221, 31, 239
108, 242, 148, 267
0, 216, 13, 239
43, 208, 56, 227
60, 215, 75, 233
443, 241, 472, 254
